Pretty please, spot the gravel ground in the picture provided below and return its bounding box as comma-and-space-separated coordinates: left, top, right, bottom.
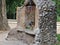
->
0, 31, 28, 45
0, 40, 28, 45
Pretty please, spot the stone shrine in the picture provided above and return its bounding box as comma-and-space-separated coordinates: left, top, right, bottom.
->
7, 0, 57, 45
16, 0, 39, 30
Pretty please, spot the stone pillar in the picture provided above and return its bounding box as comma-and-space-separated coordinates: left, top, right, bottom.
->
16, 6, 26, 30
16, 7, 21, 29
16, 7, 21, 27
20, 7, 26, 29
34, 0, 57, 45
34, 7, 39, 29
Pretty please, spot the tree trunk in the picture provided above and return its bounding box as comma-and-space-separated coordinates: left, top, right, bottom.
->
0, 0, 9, 31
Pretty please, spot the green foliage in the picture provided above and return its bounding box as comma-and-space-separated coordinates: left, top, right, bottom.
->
57, 34, 60, 41
56, 34, 60, 45
6, 0, 60, 21
57, 15, 60, 22
53, 0, 60, 21
6, 0, 24, 19
56, 0, 60, 22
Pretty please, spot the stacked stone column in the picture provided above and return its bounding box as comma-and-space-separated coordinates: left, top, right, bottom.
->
34, 0, 57, 45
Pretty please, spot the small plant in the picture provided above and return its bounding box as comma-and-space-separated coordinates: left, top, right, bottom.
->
56, 34, 60, 45
26, 26, 30, 29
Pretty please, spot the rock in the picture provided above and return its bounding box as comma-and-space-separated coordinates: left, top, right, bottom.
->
6, 28, 35, 44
